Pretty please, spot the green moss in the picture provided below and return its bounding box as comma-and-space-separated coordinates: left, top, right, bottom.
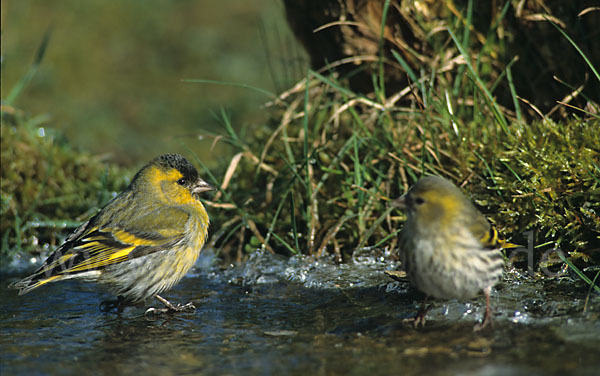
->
0, 106, 130, 259
205, 73, 599, 273
464, 119, 600, 249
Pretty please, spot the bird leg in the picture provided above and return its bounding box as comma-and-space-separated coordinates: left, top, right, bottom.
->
412, 297, 431, 328
473, 287, 494, 332
144, 295, 196, 317
155, 294, 196, 312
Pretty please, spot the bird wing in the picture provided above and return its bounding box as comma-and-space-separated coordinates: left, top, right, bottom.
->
469, 211, 518, 249
10, 206, 191, 292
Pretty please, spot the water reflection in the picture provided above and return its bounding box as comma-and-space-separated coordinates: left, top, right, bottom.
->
1, 250, 599, 375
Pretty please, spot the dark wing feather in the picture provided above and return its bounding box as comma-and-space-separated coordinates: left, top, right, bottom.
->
9, 207, 190, 294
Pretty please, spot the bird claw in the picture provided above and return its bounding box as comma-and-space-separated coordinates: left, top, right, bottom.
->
413, 314, 427, 328
473, 309, 494, 332
144, 307, 164, 317
403, 311, 427, 328
175, 302, 196, 312
408, 302, 431, 328
144, 295, 196, 318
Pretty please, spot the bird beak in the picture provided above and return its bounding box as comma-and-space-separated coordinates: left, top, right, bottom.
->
392, 195, 407, 209
191, 178, 215, 194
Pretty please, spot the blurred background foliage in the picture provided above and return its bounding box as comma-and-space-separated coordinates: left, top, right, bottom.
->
1, 0, 307, 166
1, 0, 307, 259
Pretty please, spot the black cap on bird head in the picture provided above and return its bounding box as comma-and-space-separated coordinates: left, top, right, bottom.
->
156, 153, 214, 193
131, 153, 214, 194
155, 153, 199, 183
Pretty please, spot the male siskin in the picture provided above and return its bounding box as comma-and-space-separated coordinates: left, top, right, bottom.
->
10, 153, 213, 314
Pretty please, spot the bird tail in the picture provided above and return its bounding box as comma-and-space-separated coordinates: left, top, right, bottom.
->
8, 273, 63, 295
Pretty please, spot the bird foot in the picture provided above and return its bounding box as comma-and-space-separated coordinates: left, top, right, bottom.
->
99, 297, 126, 313
144, 295, 196, 318
473, 308, 494, 332
405, 302, 431, 328
403, 315, 427, 328
413, 314, 427, 328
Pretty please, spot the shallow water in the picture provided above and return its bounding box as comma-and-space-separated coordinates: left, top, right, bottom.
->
2, 250, 599, 375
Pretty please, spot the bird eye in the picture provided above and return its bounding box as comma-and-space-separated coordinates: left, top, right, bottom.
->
414, 197, 425, 205
177, 178, 187, 186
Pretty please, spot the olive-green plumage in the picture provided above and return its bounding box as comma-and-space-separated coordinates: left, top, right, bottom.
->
9, 154, 214, 312
394, 175, 516, 330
